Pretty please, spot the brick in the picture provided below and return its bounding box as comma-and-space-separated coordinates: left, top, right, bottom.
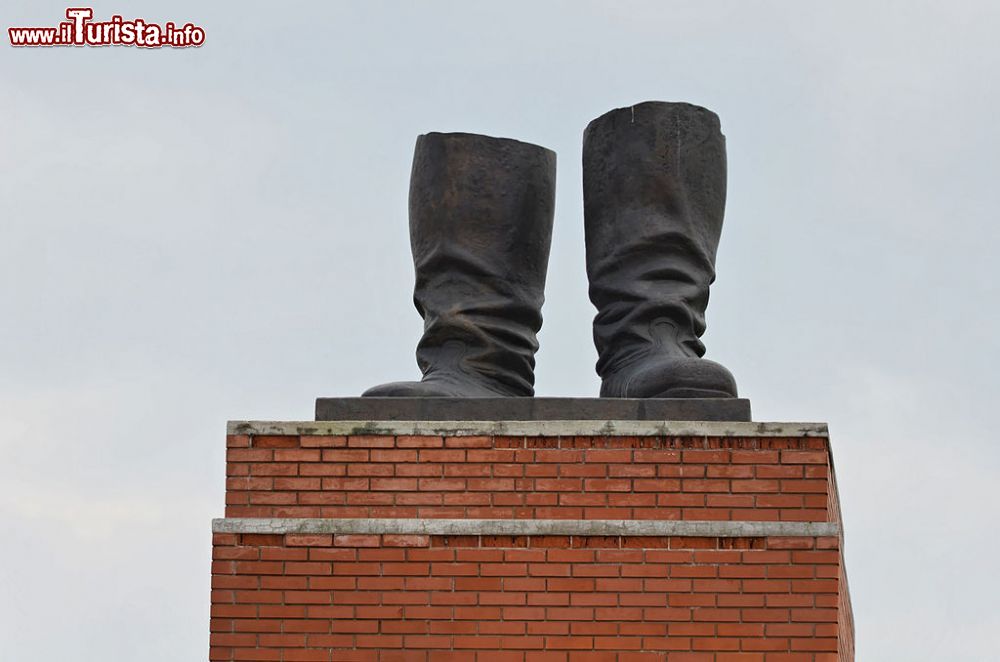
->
766, 537, 814, 550
534, 450, 582, 463
791, 608, 838, 623
534, 478, 583, 492
469, 478, 517, 491
226, 462, 249, 477
633, 479, 681, 492
320, 477, 369, 490
445, 435, 493, 448
357, 549, 405, 563
581, 551, 636, 568
730, 450, 779, 464
321, 449, 369, 462
383, 535, 431, 548
253, 435, 299, 448
609, 464, 656, 478
816, 537, 840, 550
465, 449, 517, 463
346, 492, 393, 505
298, 464, 348, 478
395, 435, 444, 448
781, 450, 828, 464
213, 545, 260, 561
282, 590, 332, 605
584, 449, 633, 463
584, 478, 632, 492
443, 493, 491, 507
274, 448, 321, 462
755, 465, 803, 479
524, 466, 557, 479
371, 478, 418, 491
348, 435, 395, 448
792, 579, 838, 594
239, 534, 283, 546
680, 479, 730, 492
300, 434, 347, 448
445, 463, 492, 477
227, 434, 251, 448
755, 495, 803, 508
705, 465, 754, 479
277, 616, 326, 631
347, 463, 395, 476
634, 450, 681, 463
286, 535, 333, 547
249, 462, 297, 476
742, 551, 792, 565
213, 533, 239, 546
791, 551, 839, 565
228, 448, 273, 462
682, 450, 729, 463
368, 449, 418, 463
269, 477, 319, 491
247, 490, 295, 505
355, 635, 403, 648
804, 465, 829, 478
419, 477, 467, 491
417, 449, 465, 462
730, 479, 780, 493
334, 535, 381, 548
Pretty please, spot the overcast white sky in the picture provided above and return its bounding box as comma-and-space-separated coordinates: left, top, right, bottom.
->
2, 1, 999, 659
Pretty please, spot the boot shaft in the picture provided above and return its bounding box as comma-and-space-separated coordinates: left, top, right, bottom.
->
583, 101, 727, 259
409, 133, 556, 300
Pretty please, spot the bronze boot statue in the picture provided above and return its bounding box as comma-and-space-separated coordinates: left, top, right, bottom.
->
363, 132, 556, 397
583, 101, 738, 398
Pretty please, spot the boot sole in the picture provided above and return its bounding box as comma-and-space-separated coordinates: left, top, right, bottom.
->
653, 387, 736, 399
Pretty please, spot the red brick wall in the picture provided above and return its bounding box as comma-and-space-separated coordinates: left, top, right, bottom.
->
213, 427, 852, 661
225, 435, 831, 522
211, 532, 843, 662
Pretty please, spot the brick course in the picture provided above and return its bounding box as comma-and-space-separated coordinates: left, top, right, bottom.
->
225, 435, 830, 522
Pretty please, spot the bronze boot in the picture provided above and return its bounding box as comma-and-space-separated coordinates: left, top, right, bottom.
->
363, 132, 556, 397
583, 101, 738, 398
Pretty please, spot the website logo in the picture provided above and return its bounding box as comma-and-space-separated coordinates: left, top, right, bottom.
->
9, 7, 205, 48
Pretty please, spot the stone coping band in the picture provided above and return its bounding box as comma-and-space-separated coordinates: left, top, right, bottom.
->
228, 420, 829, 438
212, 518, 840, 538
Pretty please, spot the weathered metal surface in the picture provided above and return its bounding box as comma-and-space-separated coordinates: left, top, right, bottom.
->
584, 101, 738, 398
363, 133, 556, 397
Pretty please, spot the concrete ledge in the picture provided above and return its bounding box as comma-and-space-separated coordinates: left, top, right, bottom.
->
228, 420, 829, 438
316, 397, 752, 422
212, 518, 840, 538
